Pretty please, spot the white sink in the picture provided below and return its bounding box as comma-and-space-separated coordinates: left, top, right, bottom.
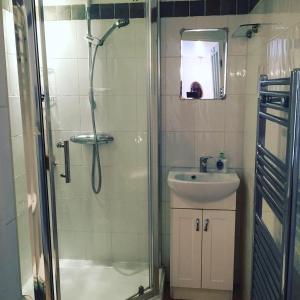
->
168, 170, 240, 202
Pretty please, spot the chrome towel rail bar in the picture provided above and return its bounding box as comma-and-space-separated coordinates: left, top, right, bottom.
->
252, 70, 300, 300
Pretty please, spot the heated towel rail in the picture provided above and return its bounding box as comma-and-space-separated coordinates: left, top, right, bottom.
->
252, 69, 300, 300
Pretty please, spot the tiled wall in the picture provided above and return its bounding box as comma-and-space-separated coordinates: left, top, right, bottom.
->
241, 0, 300, 299
0, 3, 22, 299
160, 15, 248, 289
42, 0, 261, 20
160, 0, 259, 17
2, 4, 34, 296
44, 16, 149, 263
43, 2, 146, 21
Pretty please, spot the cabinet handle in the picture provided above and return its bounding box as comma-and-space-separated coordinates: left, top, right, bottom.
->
196, 218, 200, 231
204, 219, 209, 232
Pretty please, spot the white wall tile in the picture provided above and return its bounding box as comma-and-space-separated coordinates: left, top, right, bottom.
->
107, 23, 135, 59
245, 54, 261, 95
134, 19, 147, 59
111, 58, 137, 96
138, 234, 149, 262
6, 54, 20, 97
51, 96, 81, 130
77, 58, 89, 96
45, 21, 77, 59
54, 59, 79, 95
165, 96, 196, 131
225, 95, 245, 131
112, 233, 139, 262
165, 131, 195, 167
110, 132, 139, 168
9, 97, 22, 137
227, 55, 247, 95
195, 101, 226, 131
195, 131, 225, 160
75, 20, 89, 59
196, 15, 229, 28
165, 57, 181, 96
160, 19, 167, 58
110, 198, 140, 234
110, 95, 137, 131
58, 230, 87, 259
137, 96, 148, 132
225, 132, 244, 168
165, 17, 197, 57
11, 135, 26, 178
85, 233, 112, 262
136, 58, 147, 95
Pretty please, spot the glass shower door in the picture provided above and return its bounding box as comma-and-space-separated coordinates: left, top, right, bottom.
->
9, 0, 159, 297
36, 0, 159, 299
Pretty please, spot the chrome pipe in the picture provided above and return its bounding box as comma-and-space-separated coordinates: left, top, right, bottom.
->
260, 78, 290, 86
259, 111, 288, 127
260, 90, 290, 98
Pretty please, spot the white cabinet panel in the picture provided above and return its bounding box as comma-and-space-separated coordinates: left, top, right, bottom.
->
202, 210, 236, 291
171, 209, 202, 288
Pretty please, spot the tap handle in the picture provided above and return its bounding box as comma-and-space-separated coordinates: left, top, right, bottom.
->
200, 156, 213, 163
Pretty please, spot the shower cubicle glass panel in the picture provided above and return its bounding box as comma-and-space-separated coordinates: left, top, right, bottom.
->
39, 0, 160, 299
8, 0, 160, 298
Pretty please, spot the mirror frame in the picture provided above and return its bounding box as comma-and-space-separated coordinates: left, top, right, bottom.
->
179, 27, 228, 101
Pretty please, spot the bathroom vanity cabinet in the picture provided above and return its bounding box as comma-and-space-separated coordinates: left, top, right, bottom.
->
168, 170, 240, 300
171, 209, 235, 290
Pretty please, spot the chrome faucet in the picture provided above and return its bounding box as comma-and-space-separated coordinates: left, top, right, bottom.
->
200, 156, 213, 172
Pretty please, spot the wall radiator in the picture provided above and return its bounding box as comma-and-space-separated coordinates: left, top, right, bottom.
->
252, 69, 300, 300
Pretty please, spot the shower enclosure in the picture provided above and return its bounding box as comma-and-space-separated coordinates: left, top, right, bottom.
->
4, 0, 161, 299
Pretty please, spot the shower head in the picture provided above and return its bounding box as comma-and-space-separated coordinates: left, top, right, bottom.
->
86, 19, 130, 46
116, 18, 130, 28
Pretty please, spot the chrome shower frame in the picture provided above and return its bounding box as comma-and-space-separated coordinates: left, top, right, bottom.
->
11, 0, 162, 298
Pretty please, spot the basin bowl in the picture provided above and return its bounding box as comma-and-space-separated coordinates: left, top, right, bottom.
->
168, 171, 240, 202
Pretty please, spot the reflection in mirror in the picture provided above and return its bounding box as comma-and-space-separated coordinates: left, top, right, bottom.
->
180, 28, 228, 100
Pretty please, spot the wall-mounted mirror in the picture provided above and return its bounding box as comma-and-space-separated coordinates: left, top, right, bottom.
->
180, 28, 228, 100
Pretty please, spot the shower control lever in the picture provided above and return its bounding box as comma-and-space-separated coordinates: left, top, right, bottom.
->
56, 141, 71, 183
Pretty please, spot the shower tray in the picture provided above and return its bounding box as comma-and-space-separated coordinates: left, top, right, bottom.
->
70, 133, 114, 145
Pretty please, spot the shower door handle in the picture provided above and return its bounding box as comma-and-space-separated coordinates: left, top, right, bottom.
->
56, 141, 71, 183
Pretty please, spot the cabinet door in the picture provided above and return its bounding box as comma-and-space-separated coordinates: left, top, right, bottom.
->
202, 210, 236, 291
170, 209, 202, 288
